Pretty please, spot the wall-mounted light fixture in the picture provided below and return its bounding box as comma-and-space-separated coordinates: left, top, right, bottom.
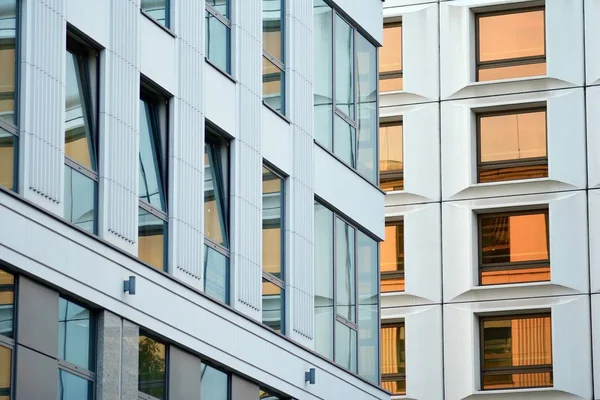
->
305, 368, 316, 385
123, 276, 136, 295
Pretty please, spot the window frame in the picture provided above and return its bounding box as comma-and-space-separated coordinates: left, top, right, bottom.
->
262, 0, 286, 116
477, 208, 550, 286
380, 219, 404, 292
140, 0, 171, 29
479, 312, 553, 391
476, 106, 548, 183
0, 268, 16, 399
138, 331, 169, 400
379, 20, 402, 92
200, 362, 231, 399
474, 6, 547, 82
205, 0, 232, 75
380, 321, 406, 395
379, 119, 403, 191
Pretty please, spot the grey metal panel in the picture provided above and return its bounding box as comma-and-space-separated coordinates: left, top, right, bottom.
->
231, 375, 259, 400
169, 346, 202, 400
17, 276, 59, 357
15, 345, 58, 400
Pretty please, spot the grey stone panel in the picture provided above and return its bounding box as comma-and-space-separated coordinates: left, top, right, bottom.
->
96, 311, 122, 400
122, 319, 139, 400
169, 346, 202, 400
231, 374, 259, 400
15, 345, 57, 400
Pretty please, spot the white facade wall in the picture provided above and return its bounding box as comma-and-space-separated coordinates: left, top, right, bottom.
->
382, 0, 597, 399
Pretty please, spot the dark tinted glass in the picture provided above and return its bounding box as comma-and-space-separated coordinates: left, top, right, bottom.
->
58, 298, 93, 370
138, 334, 167, 399
0, 269, 14, 339
200, 364, 228, 400
64, 165, 96, 234
57, 370, 92, 400
138, 207, 166, 272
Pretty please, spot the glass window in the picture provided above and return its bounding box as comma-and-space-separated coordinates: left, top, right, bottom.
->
138, 333, 167, 399
334, 115, 356, 167
205, 0, 231, 74
200, 364, 229, 400
263, 0, 285, 115
335, 321, 357, 372
138, 207, 167, 272
356, 34, 378, 183
57, 370, 93, 400
336, 218, 355, 322
0, 269, 14, 339
481, 314, 552, 390
141, 0, 169, 28
335, 15, 354, 119
379, 22, 402, 92
262, 279, 283, 333
0, 127, 15, 191
0, 346, 10, 400
262, 56, 284, 114
58, 298, 93, 370
0, 0, 17, 127
478, 108, 547, 183
314, 201, 334, 360
381, 323, 406, 395
479, 210, 550, 286
313, 0, 333, 150
204, 245, 229, 304
476, 8, 546, 82
379, 121, 403, 191
381, 221, 404, 293
64, 165, 96, 234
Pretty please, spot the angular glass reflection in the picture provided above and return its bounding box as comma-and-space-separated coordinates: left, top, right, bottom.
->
204, 245, 229, 304
381, 222, 404, 293
335, 15, 354, 118
262, 279, 283, 333
336, 218, 355, 322
335, 321, 357, 372
0, 346, 10, 400
65, 51, 94, 171
138, 207, 166, 272
206, 0, 228, 18
314, 202, 334, 360
262, 56, 284, 114
262, 0, 282, 61
262, 167, 283, 279
381, 323, 406, 395
141, 0, 168, 27
204, 142, 229, 248
379, 122, 403, 191
200, 364, 228, 400
64, 165, 96, 234
0, 0, 16, 126
58, 298, 92, 370
139, 99, 166, 211
356, 34, 378, 184
205, 10, 231, 73
138, 334, 166, 399
0, 269, 14, 339
313, 0, 333, 150
0, 127, 15, 191
57, 370, 92, 400
334, 115, 356, 167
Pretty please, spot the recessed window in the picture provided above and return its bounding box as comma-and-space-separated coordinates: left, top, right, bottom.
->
138, 333, 167, 399
381, 221, 404, 293
204, 130, 230, 304
379, 120, 403, 191
0, 0, 18, 192
263, 0, 285, 115
138, 86, 169, 272
201, 363, 229, 400
476, 7, 546, 82
478, 108, 547, 183
379, 22, 402, 92
381, 322, 406, 395
141, 0, 169, 28
64, 34, 100, 235
205, 0, 231, 74
481, 313, 552, 390
0, 269, 14, 399
479, 209, 550, 285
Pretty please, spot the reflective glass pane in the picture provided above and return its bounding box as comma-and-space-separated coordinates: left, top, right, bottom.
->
380, 23, 402, 75
200, 364, 228, 400
314, 202, 334, 360
335, 15, 354, 118
335, 321, 357, 372
314, 0, 333, 150
141, 0, 168, 27
334, 115, 356, 167
206, 0, 228, 19
380, 76, 403, 92
262, 56, 284, 114
64, 165, 96, 234
204, 245, 229, 304
478, 10, 545, 62
138, 334, 166, 399
381, 324, 406, 395
138, 207, 166, 272
0, 269, 14, 338
479, 164, 548, 184
336, 218, 355, 322
356, 34, 378, 184
206, 11, 231, 73
204, 142, 229, 248
262, 279, 283, 333
57, 370, 92, 400
0, 0, 16, 126
478, 62, 546, 82
481, 266, 550, 286
357, 231, 379, 384
0, 128, 15, 191
483, 372, 553, 390
65, 51, 94, 171
262, 167, 283, 279
380, 123, 403, 173
263, 0, 282, 61
139, 99, 165, 211
381, 223, 404, 293
58, 298, 92, 370
0, 346, 9, 400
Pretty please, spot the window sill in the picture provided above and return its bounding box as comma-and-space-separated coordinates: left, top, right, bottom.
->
470, 280, 551, 291
469, 74, 547, 87
205, 58, 236, 83
381, 291, 406, 296
140, 10, 177, 38
470, 176, 550, 188
475, 386, 554, 395
263, 101, 290, 124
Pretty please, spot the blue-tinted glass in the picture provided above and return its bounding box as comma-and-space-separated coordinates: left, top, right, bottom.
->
200, 364, 228, 400
356, 35, 378, 184
336, 218, 355, 322
262, 279, 283, 333
64, 165, 96, 234
335, 321, 357, 373
335, 15, 354, 118
262, 0, 283, 61
0, 269, 14, 339
138, 334, 166, 399
57, 370, 92, 400
58, 298, 92, 370
206, 0, 228, 18
138, 207, 167, 272
262, 56, 284, 114
203, 245, 229, 304
334, 115, 356, 167
314, 202, 334, 360
313, 0, 333, 150
205, 11, 231, 73
139, 99, 165, 211
0, 0, 16, 126
141, 0, 169, 27
0, 127, 15, 191
0, 345, 10, 399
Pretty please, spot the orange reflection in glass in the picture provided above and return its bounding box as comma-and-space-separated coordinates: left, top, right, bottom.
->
0, 134, 14, 191
381, 323, 406, 395
381, 223, 404, 293
481, 266, 550, 285
379, 77, 403, 92
478, 62, 546, 82
483, 372, 553, 390
380, 23, 402, 92
379, 122, 403, 192
479, 164, 548, 183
